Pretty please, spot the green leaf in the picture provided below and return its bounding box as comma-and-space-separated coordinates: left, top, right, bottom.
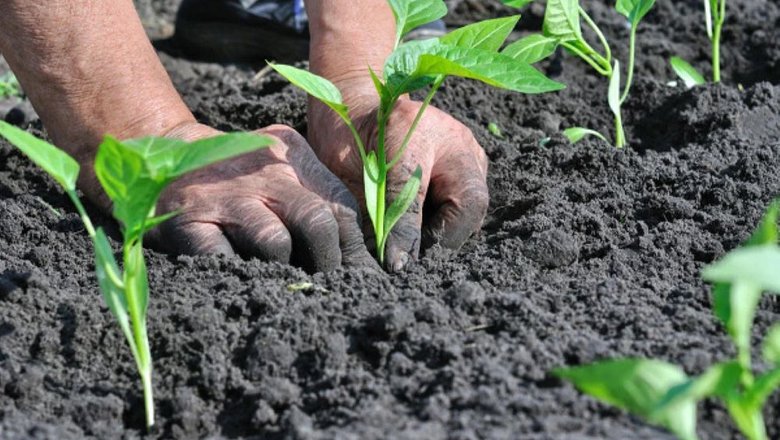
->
745, 201, 779, 247
363, 152, 381, 234
416, 47, 565, 94
556, 359, 697, 440
670, 56, 706, 89
384, 39, 443, 96
764, 324, 780, 365
441, 15, 520, 52
563, 127, 608, 143
385, 42, 564, 96
140, 210, 180, 235
502, 0, 535, 7
704, 0, 713, 39
542, 0, 582, 42
502, 34, 560, 64
616, 0, 656, 24
702, 245, 780, 293
726, 399, 767, 440
269, 63, 351, 121
608, 60, 621, 117
383, 165, 422, 249
368, 66, 393, 112
710, 203, 780, 359
654, 362, 742, 413
124, 133, 272, 179
714, 281, 764, 358
126, 240, 150, 318
744, 367, 780, 409
0, 120, 80, 191
93, 228, 137, 351
95, 136, 165, 234
388, 0, 448, 45
488, 122, 504, 138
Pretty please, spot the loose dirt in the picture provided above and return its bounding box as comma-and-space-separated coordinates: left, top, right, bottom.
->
1, 0, 779, 438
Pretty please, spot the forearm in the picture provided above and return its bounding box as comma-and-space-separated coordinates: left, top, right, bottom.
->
0, 1, 194, 164
306, 0, 396, 95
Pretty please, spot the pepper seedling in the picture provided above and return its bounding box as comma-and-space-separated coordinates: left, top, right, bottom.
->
670, 0, 727, 86
270, 0, 563, 265
0, 72, 21, 99
0, 120, 271, 429
502, 0, 655, 148
555, 202, 780, 440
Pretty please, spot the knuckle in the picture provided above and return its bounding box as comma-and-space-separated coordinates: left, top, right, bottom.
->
294, 198, 340, 237
257, 125, 307, 149
463, 186, 490, 217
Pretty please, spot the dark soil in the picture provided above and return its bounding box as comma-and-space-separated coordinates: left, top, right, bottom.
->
2, 0, 780, 438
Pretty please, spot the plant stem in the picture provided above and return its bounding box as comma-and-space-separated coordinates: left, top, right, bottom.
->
123, 241, 154, 429
375, 106, 392, 263
387, 75, 445, 170
67, 190, 96, 238
562, 42, 612, 77
141, 369, 154, 429
614, 112, 626, 148
344, 119, 369, 165
711, 0, 726, 82
579, 6, 612, 65
620, 25, 637, 104
711, 21, 722, 83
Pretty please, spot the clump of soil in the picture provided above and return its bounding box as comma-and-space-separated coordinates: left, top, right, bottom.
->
1, 0, 779, 438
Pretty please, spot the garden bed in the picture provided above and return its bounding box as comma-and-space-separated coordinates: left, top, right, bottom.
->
1, 0, 779, 438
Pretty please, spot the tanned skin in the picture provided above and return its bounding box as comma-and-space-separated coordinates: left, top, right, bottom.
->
0, 0, 488, 272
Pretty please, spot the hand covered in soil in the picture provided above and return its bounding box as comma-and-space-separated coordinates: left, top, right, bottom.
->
145, 123, 377, 272
308, 94, 490, 272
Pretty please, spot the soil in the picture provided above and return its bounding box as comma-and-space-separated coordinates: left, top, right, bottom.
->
2, 0, 780, 438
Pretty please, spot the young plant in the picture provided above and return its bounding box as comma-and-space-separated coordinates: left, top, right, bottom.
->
0, 72, 21, 99
0, 120, 271, 428
670, 0, 727, 85
270, 0, 563, 265
554, 202, 780, 440
502, 0, 655, 148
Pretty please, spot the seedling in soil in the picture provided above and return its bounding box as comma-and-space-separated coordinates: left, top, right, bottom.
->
670, 56, 707, 88
503, 0, 655, 148
670, 0, 727, 84
0, 120, 271, 428
0, 72, 21, 99
488, 122, 504, 138
554, 202, 780, 440
270, 0, 563, 265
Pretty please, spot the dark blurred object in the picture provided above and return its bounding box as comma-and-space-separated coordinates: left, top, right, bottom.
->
168, 0, 446, 63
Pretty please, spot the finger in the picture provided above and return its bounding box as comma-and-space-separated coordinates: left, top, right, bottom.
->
222, 199, 293, 263
263, 178, 342, 273
423, 138, 489, 250
260, 125, 379, 270
383, 163, 430, 273
158, 220, 235, 256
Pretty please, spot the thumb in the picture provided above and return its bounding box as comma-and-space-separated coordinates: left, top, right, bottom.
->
382, 162, 430, 272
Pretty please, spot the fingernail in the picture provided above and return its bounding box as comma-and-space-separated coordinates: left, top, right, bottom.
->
391, 252, 410, 272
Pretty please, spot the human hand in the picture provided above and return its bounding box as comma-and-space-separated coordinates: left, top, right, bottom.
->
141, 122, 377, 272
308, 92, 489, 272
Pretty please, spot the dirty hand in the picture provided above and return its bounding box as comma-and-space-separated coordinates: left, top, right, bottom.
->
308, 94, 490, 272
145, 122, 377, 272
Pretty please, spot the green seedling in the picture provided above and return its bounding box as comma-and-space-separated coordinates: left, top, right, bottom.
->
0, 120, 271, 428
670, 0, 727, 84
488, 122, 504, 138
670, 56, 707, 88
555, 202, 780, 440
270, 0, 563, 265
503, 0, 655, 148
0, 72, 21, 99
